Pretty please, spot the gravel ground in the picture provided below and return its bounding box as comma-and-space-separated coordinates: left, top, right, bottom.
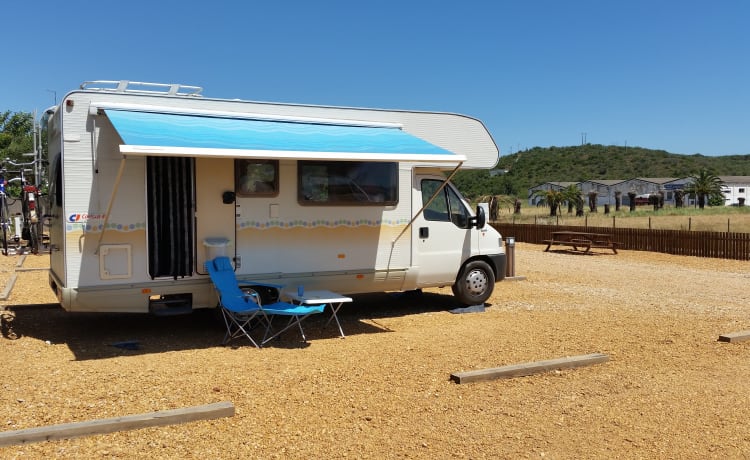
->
0, 244, 749, 459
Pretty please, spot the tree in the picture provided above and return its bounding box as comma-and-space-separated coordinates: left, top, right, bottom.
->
533, 188, 566, 216
562, 184, 582, 214
684, 170, 724, 209
674, 189, 684, 208
0, 111, 35, 163
588, 191, 598, 212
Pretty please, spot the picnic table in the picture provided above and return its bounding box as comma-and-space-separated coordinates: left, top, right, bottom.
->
543, 231, 619, 254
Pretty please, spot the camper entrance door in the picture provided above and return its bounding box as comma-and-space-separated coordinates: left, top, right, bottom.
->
195, 157, 236, 273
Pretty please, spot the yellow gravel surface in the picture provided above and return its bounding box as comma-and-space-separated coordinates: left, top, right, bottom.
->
0, 245, 748, 459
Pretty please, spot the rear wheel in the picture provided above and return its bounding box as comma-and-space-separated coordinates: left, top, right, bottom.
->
29, 224, 39, 255
452, 260, 495, 306
0, 203, 7, 256
1, 223, 6, 256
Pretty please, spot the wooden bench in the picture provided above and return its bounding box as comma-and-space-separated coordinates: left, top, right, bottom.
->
592, 240, 620, 254
543, 239, 591, 252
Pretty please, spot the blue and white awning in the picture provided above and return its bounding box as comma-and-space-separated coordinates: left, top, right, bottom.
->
104, 109, 465, 163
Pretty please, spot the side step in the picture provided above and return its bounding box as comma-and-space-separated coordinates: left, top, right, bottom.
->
149, 293, 193, 316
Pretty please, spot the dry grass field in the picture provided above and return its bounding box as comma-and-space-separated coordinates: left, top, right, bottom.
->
0, 245, 749, 459
495, 204, 750, 233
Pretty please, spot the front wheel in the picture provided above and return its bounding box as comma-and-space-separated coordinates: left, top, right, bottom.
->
452, 260, 495, 306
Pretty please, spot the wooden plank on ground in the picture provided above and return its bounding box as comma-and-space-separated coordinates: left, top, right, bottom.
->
718, 330, 750, 343
0, 273, 18, 301
450, 353, 609, 384
0, 401, 235, 447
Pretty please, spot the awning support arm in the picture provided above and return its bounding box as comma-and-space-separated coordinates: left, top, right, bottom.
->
94, 156, 128, 254
391, 162, 463, 244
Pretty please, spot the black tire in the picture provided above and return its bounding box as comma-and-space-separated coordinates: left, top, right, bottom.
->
249, 285, 279, 305
452, 260, 495, 306
29, 224, 39, 255
1, 221, 6, 257
0, 200, 7, 256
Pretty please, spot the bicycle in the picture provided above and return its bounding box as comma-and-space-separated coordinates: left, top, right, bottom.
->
5, 159, 42, 255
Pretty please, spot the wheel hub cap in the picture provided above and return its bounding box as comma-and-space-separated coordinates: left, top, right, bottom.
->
466, 269, 488, 295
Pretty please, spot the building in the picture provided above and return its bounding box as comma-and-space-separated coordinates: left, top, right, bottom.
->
527, 176, 750, 208
578, 179, 627, 206
527, 181, 578, 206
718, 176, 750, 206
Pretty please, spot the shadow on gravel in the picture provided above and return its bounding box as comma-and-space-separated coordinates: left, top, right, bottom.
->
2, 290, 474, 360
544, 249, 610, 256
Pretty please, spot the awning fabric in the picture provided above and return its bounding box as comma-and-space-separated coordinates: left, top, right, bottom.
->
104, 109, 465, 163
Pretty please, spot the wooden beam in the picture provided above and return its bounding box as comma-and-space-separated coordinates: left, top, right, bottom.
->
15, 255, 26, 268
450, 353, 609, 384
0, 401, 235, 446
0, 274, 17, 301
718, 330, 750, 343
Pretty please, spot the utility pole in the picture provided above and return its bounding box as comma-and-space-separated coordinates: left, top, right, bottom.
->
580, 132, 587, 145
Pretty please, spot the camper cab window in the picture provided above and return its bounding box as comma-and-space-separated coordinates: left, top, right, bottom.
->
235, 159, 279, 196
298, 161, 397, 205
422, 179, 471, 229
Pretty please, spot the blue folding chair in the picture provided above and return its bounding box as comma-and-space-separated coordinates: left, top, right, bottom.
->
206, 257, 325, 347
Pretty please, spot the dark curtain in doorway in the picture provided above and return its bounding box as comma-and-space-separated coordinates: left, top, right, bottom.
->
147, 157, 195, 279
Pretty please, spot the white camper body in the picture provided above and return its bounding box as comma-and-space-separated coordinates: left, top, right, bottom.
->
44, 81, 505, 314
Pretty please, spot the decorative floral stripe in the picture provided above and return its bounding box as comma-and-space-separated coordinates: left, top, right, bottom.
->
237, 218, 409, 229
66, 219, 408, 232
66, 222, 146, 233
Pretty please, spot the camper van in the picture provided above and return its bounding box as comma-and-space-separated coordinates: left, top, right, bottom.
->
43, 80, 505, 314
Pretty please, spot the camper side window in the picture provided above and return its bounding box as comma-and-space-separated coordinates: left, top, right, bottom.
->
235, 159, 279, 197
51, 153, 63, 207
422, 179, 471, 228
298, 161, 398, 205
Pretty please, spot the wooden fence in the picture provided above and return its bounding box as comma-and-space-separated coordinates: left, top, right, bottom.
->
491, 223, 750, 261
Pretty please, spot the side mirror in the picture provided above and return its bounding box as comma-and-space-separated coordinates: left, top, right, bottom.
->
474, 205, 486, 229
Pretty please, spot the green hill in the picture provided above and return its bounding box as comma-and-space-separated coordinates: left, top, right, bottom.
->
452, 144, 750, 199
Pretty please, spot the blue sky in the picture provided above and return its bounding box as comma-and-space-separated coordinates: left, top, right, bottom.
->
3, 1, 748, 156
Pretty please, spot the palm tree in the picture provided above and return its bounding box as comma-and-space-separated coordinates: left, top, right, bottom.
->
588, 191, 598, 212
562, 184, 582, 214
533, 188, 566, 216
674, 189, 685, 208
684, 170, 724, 209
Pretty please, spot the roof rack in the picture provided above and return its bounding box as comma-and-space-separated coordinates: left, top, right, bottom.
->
79, 80, 203, 97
